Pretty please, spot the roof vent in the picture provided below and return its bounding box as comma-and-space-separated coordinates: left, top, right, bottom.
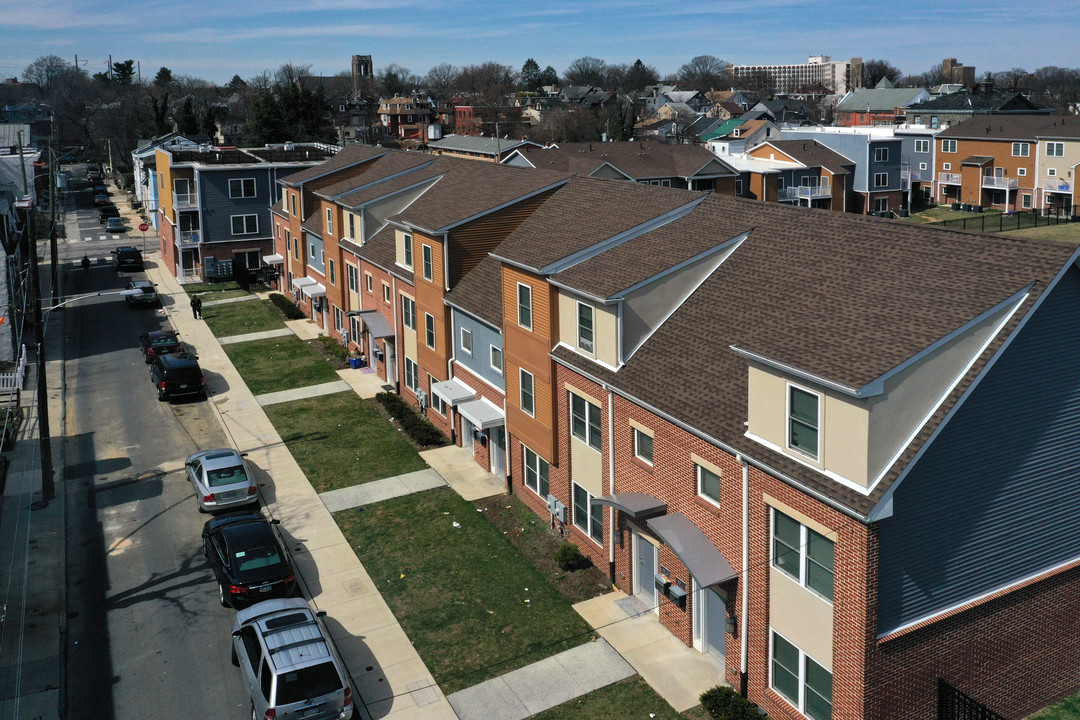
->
284, 142, 296, 151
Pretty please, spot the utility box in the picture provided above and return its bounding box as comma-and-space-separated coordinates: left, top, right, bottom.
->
654, 573, 671, 596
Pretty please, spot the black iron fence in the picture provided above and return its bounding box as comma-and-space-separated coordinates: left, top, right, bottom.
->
937, 206, 1078, 232
938, 679, 1007, 720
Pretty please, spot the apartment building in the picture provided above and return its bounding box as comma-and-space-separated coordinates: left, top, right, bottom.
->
729, 56, 860, 95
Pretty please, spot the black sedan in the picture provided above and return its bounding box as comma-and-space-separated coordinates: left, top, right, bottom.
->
201, 511, 297, 609
138, 330, 181, 363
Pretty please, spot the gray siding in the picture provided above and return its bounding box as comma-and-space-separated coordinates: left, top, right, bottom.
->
306, 234, 326, 274
453, 311, 505, 391
876, 267, 1080, 634
200, 168, 274, 242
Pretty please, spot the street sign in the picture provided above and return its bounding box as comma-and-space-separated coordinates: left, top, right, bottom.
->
138, 222, 149, 232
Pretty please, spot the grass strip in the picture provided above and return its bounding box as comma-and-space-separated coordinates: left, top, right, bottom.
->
203, 298, 286, 337
222, 335, 340, 395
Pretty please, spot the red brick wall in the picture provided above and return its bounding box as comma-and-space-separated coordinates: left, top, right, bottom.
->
450, 362, 508, 471
158, 215, 177, 275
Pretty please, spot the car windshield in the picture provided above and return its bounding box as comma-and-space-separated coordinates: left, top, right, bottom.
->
206, 466, 246, 487
275, 663, 342, 706
152, 336, 176, 346
234, 545, 282, 572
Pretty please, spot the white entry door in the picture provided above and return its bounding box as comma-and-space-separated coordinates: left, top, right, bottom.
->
693, 581, 727, 665
634, 532, 658, 611
490, 426, 506, 476
462, 418, 475, 452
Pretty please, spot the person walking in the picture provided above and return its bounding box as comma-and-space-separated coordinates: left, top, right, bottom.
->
190, 295, 203, 319
81, 255, 91, 274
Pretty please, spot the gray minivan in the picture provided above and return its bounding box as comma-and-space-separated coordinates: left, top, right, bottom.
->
231, 598, 355, 720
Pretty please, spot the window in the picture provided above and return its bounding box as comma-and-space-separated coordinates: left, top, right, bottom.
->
517, 283, 532, 330
1047, 142, 1065, 157
520, 369, 534, 416
788, 385, 819, 459
930, 116, 939, 129
460, 328, 472, 355
291, 194, 297, 216
325, 208, 333, 235
230, 214, 258, 235
229, 178, 256, 198
349, 316, 360, 345
404, 357, 419, 392
382, 282, 391, 304
422, 245, 433, 281
943, 162, 951, 171
424, 313, 436, 349
364, 273, 372, 292
634, 428, 653, 465
875, 197, 888, 212
735, 179, 743, 196
1012, 142, 1030, 157
577, 302, 594, 353
919, 162, 927, 171
328, 258, 336, 286
914, 139, 929, 153
431, 386, 447, 415
772, 509, 834, 601
403, 233, 413, 268
347, 264, 357, 292
402, 296, 416, 330
333, 306, 343, 332
1018, 167, 1027, 176
570, 393, 602, 451
941, 139, 956, 153
873, 172, 888, 188
347, 213, 356, 239
697, 464, 721, 505
1022, 194, 1032, 209
573, 483, 604, 544
288, 231, 296, 259
1048, 168, 1057, 177
523, 447, 549, 497
771, 631, 832, 720
874, 147, 888, 162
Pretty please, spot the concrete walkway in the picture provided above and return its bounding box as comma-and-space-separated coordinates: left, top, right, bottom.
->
447, 639, 635, 720
320, 469, 447, 512
256, 379, 354, 406
219, 327, 294, 345
199, 293, 260, 306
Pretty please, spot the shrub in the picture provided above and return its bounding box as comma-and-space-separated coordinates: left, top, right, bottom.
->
315, 335, 350, 363
375, 392, 447, 447
554, 542, 591, 572
700, 686, 764, 720
269, 293, 305, 320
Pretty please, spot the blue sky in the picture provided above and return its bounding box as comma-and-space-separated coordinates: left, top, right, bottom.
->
1, 0, 1077, 86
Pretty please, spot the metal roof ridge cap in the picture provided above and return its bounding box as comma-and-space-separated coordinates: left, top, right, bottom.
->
728, 346, 863, 397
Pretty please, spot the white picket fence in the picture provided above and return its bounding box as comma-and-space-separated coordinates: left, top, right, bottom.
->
0, 345, 28, 395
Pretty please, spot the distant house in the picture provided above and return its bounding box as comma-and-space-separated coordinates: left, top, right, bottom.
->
560, 86, 613, 109
905, 84, 1054, 130
429, 134, 542, 163
740, 139, 855, 210
750, 98, 814, 124
702, 119, 778, 155
835, 78, 932, 127
379, 95, 441, 142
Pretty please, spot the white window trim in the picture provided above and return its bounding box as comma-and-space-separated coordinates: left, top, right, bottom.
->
577, 301, 594, 353
634, 428, 653, 465
519, 369, 535, 417
402, 296, 416, 330
382, 282, 391, 304
490, 346, 503, 375
422, 244, 433, 281
771, 508, 834, 604
403, 233, 413, 268
424, 312, 436, 349
460, 327, 473, 356
1048, 168, 1057, 177
230, 214, 258, 235
942, 139, 957, 153
523, 446, 549, 498
328, 258, 336, 286
696, 464, 721, 507
229, 177, 256, 199
914, 139, 929, 153
570, 392, 602, 452
572, 482, 604, 546
770, 629, 833, 720
1011, 142, 1030, 157
874, 147, 888, 162
786, 383, 821, 461
1047, 142, 1065, 157
943, 162, 951, 171
517, 283, 533, 330
404, 357, 419, 392
325, 207, 333, 235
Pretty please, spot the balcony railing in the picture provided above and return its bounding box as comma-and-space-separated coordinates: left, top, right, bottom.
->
173, 191, 197, 210
779, 185, 832, 200
982, 176, 1018, 190
1044, 179, 1072, 193
178, 230, 201, 247
938, 172, 962, 185
901, 168, 925, 185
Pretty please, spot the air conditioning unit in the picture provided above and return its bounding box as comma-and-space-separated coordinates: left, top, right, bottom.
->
546, 494, 558, 515
546, 494, 567, 523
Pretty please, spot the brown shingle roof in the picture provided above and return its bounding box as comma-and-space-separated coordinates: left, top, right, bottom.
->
444, 255, 504, 328
937, 114, 1080, 141
512, 142, 736, 181
765, 140, 854, 174
355, 225, 396, 271
316, 151, 437, 200
336, 163, 444, 208
279, 144, 388, 187
493, 177, 707, 271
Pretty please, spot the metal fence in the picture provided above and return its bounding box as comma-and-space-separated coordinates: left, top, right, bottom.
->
937, 206, 1078, 232
938, 679, 1006, 720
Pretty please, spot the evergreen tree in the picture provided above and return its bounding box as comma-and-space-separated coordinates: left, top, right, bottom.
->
177, 96, 198, 134
521, 58, 541, 92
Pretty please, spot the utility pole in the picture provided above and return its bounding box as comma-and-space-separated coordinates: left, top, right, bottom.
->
17, 131, 27, 194
27, 209, 54, 503
49, 128, 59, 304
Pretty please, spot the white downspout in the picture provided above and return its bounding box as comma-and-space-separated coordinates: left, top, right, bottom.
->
606, 387, 617, 586
738, 453, 750, 697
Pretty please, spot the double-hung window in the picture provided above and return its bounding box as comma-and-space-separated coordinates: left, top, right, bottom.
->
697, 464, 721, 505
573, 483, 604, 544
424, 313, 436, 349
229, 178, 256, 199
520, 369, 535, 416
347, 265, 358, 293
941, 139, 956, 153
347, 213, 356, 239
874, 147, 888, 162
577, 302, 594, 353
422, 245, 433, 281
231, 214, 258, 235
490, 346, 503, 374
325, 208, 333, 235
771, 631, 832, 720
873, 172, 888, 188
570, 393, 601, 451
382, 282, 391, 304
1012, 142, 1030, 157
788, 385, 819, 459
1047, 142, 1065, 157
634, 428, 653, 465
772, 509, 834, 601
517, 283, 532, 329
460, 328, 473, 355
401, 296, 416, 330
523, 447, 549, 497
328, 258, 336, 286
404, 357, 419, 391
403, 233, 413, 268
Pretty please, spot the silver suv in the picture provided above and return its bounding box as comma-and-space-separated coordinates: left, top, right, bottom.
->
231, 598, 355, 720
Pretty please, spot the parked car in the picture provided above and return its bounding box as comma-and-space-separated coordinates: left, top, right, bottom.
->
105, 216, 125, 233
98, 205, 120, 223
138, 330, 181, 362
186, 448, 257, 513
150, 352, 205, 402
231, 598, 355, 720
93, 192, 110, 206
125, 280, 159, 308
113, 246, 143, 271
201, 511, 294, 608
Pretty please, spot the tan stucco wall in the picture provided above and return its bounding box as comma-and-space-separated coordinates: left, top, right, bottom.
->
769, 567, 834, 670
557, 292, 618, 367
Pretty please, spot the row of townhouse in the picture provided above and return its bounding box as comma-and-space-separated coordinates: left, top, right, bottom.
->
934, 115, 1080, 213
267, 143, 1080, 720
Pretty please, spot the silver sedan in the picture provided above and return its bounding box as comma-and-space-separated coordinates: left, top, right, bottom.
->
185, 449, 258, 512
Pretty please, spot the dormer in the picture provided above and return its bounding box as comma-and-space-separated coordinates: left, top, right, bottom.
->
738, 287, 1031, 491
395, 228, 414, 271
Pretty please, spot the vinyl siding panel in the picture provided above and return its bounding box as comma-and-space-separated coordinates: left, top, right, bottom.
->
502, 265, 556, 461
876, 267, 1080, 633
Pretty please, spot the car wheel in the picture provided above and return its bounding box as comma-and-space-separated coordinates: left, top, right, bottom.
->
251, 706, 258, 720
231, 644, 239, 667
157, 387, 167, 402
218, 582, 231, 608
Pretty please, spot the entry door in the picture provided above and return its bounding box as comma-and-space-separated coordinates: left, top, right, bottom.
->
490, 426, 506, 476
462, 418, 475, 452
693, 582, 727, 665
634, 532, 658, 611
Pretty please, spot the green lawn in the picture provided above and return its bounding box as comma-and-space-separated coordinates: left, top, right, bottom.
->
262, 393, 427, 492
999, 222, 1080, 244
184, 279, 262, 300
1029, 691, 1080, 720
529, 677, 684, 720
222, 335, 340, 395
905, 206, 1005, 224
335, 487, 594, 694
203, 299, 286, 337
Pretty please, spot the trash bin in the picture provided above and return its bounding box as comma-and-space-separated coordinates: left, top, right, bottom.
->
962, 203, 972, 212
349, 357, 362, 369
951, 202, 961, 211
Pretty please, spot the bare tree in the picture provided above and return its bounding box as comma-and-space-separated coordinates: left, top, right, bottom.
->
458, 62, 516, 104
531, 108, 605, 143
23, 55, 69, 91
901, 63, 942, 88
376, 63, 420, 97
991, 67, 1030, 91
677, 55, 727, 91
425, 63, 460, 102
862, 59, 903, 87
1028, 66, 1080, 113
563, 57, 607, 87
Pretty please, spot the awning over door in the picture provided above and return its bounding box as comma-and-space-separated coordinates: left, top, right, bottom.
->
457, 397, 504, 430
301, 282, 327, 298
262, 253, 285, 264
430, 378, 477, 406
357, 310, 393, 339
646, 512, 736, 588
592, 492, 667, 519
292, 277, 316, 291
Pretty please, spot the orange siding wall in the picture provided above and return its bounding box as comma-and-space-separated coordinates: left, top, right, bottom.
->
502, 265, 556, 462
414, 232, 451, 382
